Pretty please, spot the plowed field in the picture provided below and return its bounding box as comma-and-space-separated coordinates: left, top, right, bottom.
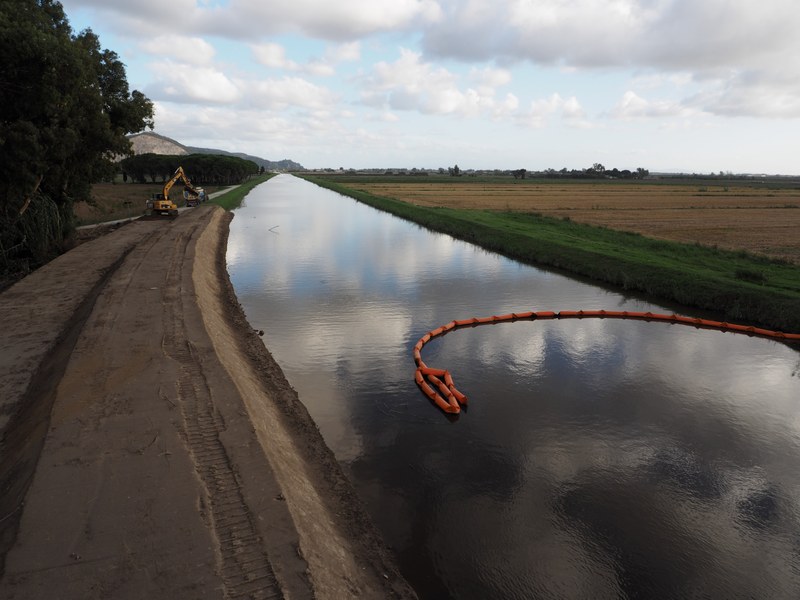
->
345, 181, 800, 263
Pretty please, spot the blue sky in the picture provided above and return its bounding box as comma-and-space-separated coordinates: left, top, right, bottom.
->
61, 0, 800, 173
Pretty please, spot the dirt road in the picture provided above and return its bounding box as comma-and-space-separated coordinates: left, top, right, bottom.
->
0, 206, 416, 599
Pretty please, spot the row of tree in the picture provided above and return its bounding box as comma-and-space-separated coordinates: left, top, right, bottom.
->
544, 164, 650, 179
120, 154, 261, 186
505, 164, 651, 179
0, 0, 154, 278
445, 165, 650, 179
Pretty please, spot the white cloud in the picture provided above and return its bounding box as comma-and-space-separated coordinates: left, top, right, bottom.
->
420, 0, 800, 120
145, 57, 339, 114
59, 0, 800, 171
152, 101, 336, 150
425, 1, 800, 71
64, 0, 442, 39
609, 91, 692, 120
66, 0, 800, 122
519, 93, 587, 128
246, 77, 340, 111
325, 41, 361, 63
630, 72, 694, 91
203, 0, 443, 40
250, 41, 360, 77
470, 66, 512, 90
362, 48, 530, 119
251, 42, 298, 70
147, 61, 240, 104
370, 111, 401, 123
139, 35, 216, 66
494, 93, 519, 118
689, 71, 800, 119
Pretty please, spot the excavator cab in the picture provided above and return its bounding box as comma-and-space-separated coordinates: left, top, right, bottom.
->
146, 192, 178, 217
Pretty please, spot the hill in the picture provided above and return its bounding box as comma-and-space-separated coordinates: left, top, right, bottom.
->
185, 146, 304, 171
127, 131, 303, 171
128, 131, 188, 155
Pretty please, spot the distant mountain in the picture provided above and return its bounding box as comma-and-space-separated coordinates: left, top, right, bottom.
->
126, 131, 304, 170
185, 146, 304, 171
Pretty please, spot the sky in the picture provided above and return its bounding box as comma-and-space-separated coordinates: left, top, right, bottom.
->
60, 0, 800, 173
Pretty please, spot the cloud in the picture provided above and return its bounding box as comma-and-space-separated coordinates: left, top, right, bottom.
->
145, 58, 339, 113
469, 66, 512, 91
419, 0, 800, 120
147, 61, 240, 104
63, 0, 195, 36
246, 77, 340, 111
65, 0, 442, 39
251, 43, 297, 70
610, 91, 693, 120
220, 0, 443, 39
423, 1, 800, 71
65, 0, 800, 122
689, 71, 800, 119
519, 93, 588, 128
251, 41, 360, 77
615, 68, 800, 120
151, 101, 342, 151
139, 35, 216, 66
325, 41, 361, 63
361, 48, 524, 119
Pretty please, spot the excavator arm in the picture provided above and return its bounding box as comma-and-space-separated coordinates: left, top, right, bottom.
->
162, 166, 198, 200
147, 166, 198, 217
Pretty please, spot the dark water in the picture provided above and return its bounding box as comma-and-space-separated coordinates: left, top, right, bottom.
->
227, 174, 800, 599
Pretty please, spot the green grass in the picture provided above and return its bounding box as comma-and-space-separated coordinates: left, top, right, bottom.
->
208, 174, 276, 210
302, 175, 800, 333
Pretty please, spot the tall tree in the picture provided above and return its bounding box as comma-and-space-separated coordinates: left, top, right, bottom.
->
0, 0, 153, 276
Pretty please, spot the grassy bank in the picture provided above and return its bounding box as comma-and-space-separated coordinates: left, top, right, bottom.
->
208, 173, 276, 210
302, 175, 800, 333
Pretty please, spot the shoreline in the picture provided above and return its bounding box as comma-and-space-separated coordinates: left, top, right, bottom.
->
197, 208, 417, 598
302, 175, 800, 333
0, 205, 416, 598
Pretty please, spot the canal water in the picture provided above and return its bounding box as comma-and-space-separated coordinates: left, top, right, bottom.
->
227, 174, 800, 599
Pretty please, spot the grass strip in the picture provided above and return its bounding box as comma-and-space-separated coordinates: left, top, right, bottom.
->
302, 175, 800, 333
209, 174, 276, 211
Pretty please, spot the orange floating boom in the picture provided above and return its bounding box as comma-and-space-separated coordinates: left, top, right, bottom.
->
413, 310, 800, 414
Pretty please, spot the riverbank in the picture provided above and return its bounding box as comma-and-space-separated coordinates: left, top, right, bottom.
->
302, 175, 800, 333
0, 205, 416, 598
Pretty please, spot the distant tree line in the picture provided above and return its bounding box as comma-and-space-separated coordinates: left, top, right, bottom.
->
436, 164, 650, 179
1, 0, 154, 280
537, 164, 649, 179
120, 153, 260, 186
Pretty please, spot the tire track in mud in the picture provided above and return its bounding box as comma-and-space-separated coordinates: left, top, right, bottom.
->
160, 221, 282, 600
0, 228, 159, 575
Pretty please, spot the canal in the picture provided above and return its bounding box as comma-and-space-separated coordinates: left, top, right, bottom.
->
227, 174, 800, 599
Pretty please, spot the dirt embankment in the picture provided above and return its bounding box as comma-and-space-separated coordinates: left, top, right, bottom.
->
0, 206, 416, 599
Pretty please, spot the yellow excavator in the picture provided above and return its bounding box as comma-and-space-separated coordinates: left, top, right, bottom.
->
146, 166, 202, 217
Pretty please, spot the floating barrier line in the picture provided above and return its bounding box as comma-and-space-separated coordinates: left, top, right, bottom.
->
413, 310, 800, 414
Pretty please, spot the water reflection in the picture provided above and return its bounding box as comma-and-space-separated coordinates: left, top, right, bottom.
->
228, 175, 800, 599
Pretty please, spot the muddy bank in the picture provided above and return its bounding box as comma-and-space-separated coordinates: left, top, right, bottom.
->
0, 206, 416, 599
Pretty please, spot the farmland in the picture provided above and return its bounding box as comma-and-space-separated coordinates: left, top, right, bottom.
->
332, 177, 800, 264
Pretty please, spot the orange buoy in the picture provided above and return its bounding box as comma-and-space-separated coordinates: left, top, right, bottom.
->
414, 309, 800, 414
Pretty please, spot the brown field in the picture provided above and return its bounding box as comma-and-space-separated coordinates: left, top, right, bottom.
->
345, 181, 800, 263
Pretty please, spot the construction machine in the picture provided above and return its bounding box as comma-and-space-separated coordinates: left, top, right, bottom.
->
145, 166, 201, 217
183, 185, 206, 207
